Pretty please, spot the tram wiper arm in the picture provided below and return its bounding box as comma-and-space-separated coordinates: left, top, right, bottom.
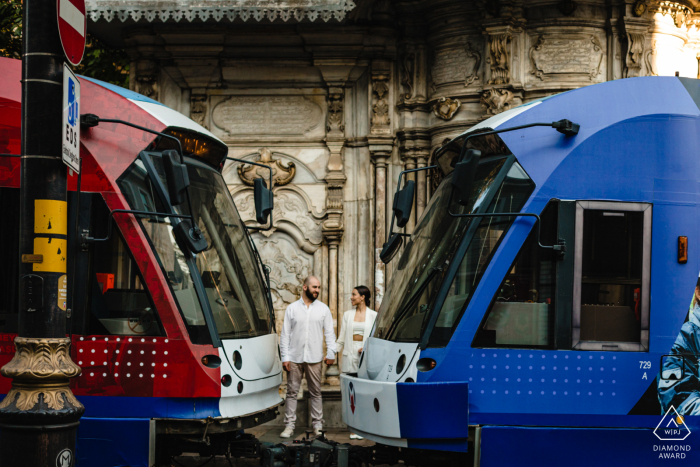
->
447, 209, 566, 257
81, 209, 192, 245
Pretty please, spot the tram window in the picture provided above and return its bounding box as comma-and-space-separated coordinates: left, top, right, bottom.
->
573, 202, 651, 351
119, 157, 212, 345
428, 162, 535, 347
87, 198, 163, 337
472, 202, 558, 349
0, 187, 20, 333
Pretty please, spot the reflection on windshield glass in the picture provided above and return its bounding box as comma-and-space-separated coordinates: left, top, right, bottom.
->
118, 155, 271, 343
119, 159, 210, 343
429, 163, 535, 347
375, 158, 507, 342
187, 166, 270, 339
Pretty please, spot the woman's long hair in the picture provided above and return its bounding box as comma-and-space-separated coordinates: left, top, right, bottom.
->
354, 285, 371, 308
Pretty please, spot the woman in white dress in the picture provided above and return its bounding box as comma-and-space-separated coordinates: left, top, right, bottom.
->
337, 285, 377, 439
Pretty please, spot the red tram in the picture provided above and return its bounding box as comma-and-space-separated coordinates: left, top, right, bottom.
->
0, 57, 282, 466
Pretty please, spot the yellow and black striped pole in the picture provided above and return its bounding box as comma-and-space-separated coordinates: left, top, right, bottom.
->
0, 0, 83, 465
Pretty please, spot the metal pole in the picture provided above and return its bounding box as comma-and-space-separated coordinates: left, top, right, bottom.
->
0, 0, 84, 465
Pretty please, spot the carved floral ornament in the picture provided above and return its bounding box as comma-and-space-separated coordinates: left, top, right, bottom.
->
653, 1, 693, 28
432, 97, 461, 120
0, 337, 83, 412
237, 148, 296, 187
86, 0, 356, 23
481, 88, 514, 115
487, 33, 511, 85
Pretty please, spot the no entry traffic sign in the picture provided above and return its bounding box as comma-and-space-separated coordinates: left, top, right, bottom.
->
57, 0, 86, 66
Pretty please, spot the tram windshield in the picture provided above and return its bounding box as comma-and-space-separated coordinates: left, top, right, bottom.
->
118, 154, 271, 344
375, 157, 534, 344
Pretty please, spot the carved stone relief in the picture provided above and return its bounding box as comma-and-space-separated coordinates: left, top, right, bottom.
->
237, 148, 296, 187
371, 74, 391, 135
235, 188, 324, 248
401, 51, 415, 100
487, 33, 511, 85
432, 97, 461, 120
431, 41, 482, 88
327, 90, 344, 136
624, 33, 646, 78
645, 40, 658, 77
529, 35, 604, 81
211, 96, 323, 136
190, 93, 207, 126
134, 60, 158, 100
480, 88, 514, 115
253, 232, 315, 331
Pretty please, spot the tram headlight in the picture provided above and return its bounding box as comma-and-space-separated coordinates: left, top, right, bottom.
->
221, 374, 232, 387
416, 358, 437, 372
202, 355, 222, 368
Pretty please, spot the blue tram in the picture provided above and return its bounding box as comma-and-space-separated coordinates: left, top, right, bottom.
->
342, 76, 700, 465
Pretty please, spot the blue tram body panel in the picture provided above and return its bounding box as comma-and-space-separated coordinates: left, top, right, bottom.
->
343, 76, 700, 457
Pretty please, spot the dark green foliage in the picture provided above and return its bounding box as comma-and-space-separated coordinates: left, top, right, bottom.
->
0, 0, 129, 87
0, 0, 22, 59
73, 35, 130, 88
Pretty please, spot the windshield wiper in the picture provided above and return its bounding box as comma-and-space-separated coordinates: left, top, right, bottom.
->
384, 265, 444, 340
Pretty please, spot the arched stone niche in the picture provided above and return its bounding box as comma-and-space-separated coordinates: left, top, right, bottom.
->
224, 150, 327, 336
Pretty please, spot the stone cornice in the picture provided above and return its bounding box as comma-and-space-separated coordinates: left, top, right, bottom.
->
86, 0, 356, 23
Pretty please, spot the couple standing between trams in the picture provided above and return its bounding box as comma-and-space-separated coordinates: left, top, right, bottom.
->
279, 276, 377, 440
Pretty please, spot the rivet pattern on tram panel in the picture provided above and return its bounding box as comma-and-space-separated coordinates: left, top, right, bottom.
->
466, 352, 623, 400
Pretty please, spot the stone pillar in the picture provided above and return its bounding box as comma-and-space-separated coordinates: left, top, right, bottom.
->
403, 156, 417, 233
368, 140, 393, 310
368, 59, 394, 309
323, 232, 342, 386
416, 155, 427, 219
322, 86, 347, 386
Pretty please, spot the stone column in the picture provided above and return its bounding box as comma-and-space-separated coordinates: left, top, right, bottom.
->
415, 155, 427, 219
322, 87, 347, 386
323, 232, 342, 386
403, 156, 417, 233
368, 140, 393, 310
368, 59, 394, 310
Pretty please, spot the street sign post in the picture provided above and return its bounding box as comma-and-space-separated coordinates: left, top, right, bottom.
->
57, 0, 86, 66
62, 64, 80, 173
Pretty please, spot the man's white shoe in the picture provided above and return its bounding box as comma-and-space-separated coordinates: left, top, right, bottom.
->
279, 427, 294, 438
349, 433, 364, 440
314, 427, 323, 437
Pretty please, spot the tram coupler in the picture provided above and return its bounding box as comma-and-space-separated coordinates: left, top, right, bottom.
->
260, 433, 367, 467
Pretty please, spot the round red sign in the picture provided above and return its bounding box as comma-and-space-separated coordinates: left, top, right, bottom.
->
57, 0, 87, 66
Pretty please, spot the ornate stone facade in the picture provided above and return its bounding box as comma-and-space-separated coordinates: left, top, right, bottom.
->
88, 0, 700, 389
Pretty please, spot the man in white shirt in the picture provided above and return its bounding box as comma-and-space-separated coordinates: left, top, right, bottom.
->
279, 276, 336, 438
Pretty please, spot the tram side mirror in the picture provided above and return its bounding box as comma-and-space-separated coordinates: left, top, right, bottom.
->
380, 233, 403, 264
452, 149, 481, 206
173, 219, 208, 253
162, 150, 190, 206
393, 180, 415, 228
254, 177, 274, 225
